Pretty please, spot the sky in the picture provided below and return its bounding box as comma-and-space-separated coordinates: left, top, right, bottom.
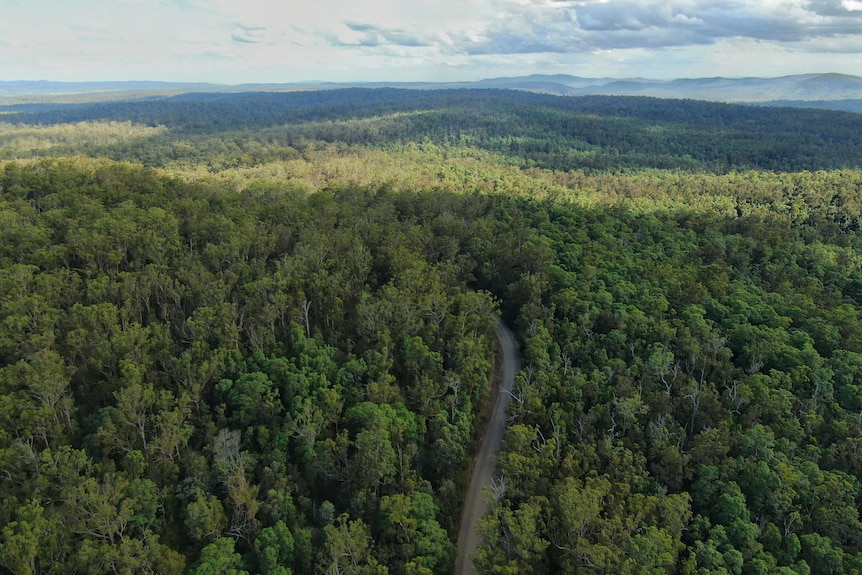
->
2, 0, 862, 84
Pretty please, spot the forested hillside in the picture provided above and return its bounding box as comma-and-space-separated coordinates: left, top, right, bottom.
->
2, 89, 862, 574
4, 89, 862, 172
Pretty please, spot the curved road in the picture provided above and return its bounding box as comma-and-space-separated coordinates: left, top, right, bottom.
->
454, 320, 520, 575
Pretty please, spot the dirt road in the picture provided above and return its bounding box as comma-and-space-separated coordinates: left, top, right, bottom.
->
454, 320, 520, 575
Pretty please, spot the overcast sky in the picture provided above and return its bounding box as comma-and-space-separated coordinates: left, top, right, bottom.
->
2, 0, 862, 83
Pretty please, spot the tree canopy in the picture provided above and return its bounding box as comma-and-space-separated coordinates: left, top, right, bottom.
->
3, 88, 862, 573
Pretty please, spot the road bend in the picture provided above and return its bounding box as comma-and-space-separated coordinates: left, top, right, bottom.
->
454, 320, 520, 575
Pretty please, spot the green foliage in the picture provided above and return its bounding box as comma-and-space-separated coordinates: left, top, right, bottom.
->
7, 89, 862, 173
186, 492, 228, 544
378, 492, 453, 575
3, 88, 862, 574
189, 538, 249, 575
0, 157, 495, 573
0, 500, 58, 575
254, 521, 294, 575
319, 514, 388, 575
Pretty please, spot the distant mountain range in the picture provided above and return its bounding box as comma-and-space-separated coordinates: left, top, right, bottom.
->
2, 73, 862, 113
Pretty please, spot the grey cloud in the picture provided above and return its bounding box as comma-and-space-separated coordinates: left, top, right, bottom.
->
345, 22, 377, 34
334, 22, 431, 47
462, 11, 588, 54
574, 1, 696, 32
571, 1, 792, 39
312, 1, 862, 59
232, 23, 268, 44
806, 0, 862, 16
458, 0, 862, 56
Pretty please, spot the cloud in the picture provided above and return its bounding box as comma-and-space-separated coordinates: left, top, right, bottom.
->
450, 0, 862, 57
231, 22, 268, 44
318, 1, 789, 60
460, 11, 585, 54
807, 0, 862, 15
329, 22, 433, 48
3, 0, 862, 83
286, 0, 862, 80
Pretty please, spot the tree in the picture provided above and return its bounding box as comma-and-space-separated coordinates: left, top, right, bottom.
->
346, 402, 420, 495
0, 500, 62, 575
213, 429, 261, 542
800, 533, 843, 575
189, 537, 249, 575
216, 370, 282, 428
95, 361, 192, 480
0, 349, 75, 448
186, 492, 229, 544
476, 497, 549, 575
377, 492, 453, 575
318, 514, 388, 575
255, 521, 294, 575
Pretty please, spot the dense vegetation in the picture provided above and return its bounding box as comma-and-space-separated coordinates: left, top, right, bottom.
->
4, 89, 862, 172
2, 89, 862, 574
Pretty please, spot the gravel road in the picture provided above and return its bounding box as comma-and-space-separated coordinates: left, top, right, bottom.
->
454, 320, 519, 575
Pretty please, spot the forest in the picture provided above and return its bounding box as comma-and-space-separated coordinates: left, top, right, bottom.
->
2, 88, 862, 574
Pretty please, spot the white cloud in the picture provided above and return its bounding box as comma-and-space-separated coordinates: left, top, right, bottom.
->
0, 0, 861, 82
